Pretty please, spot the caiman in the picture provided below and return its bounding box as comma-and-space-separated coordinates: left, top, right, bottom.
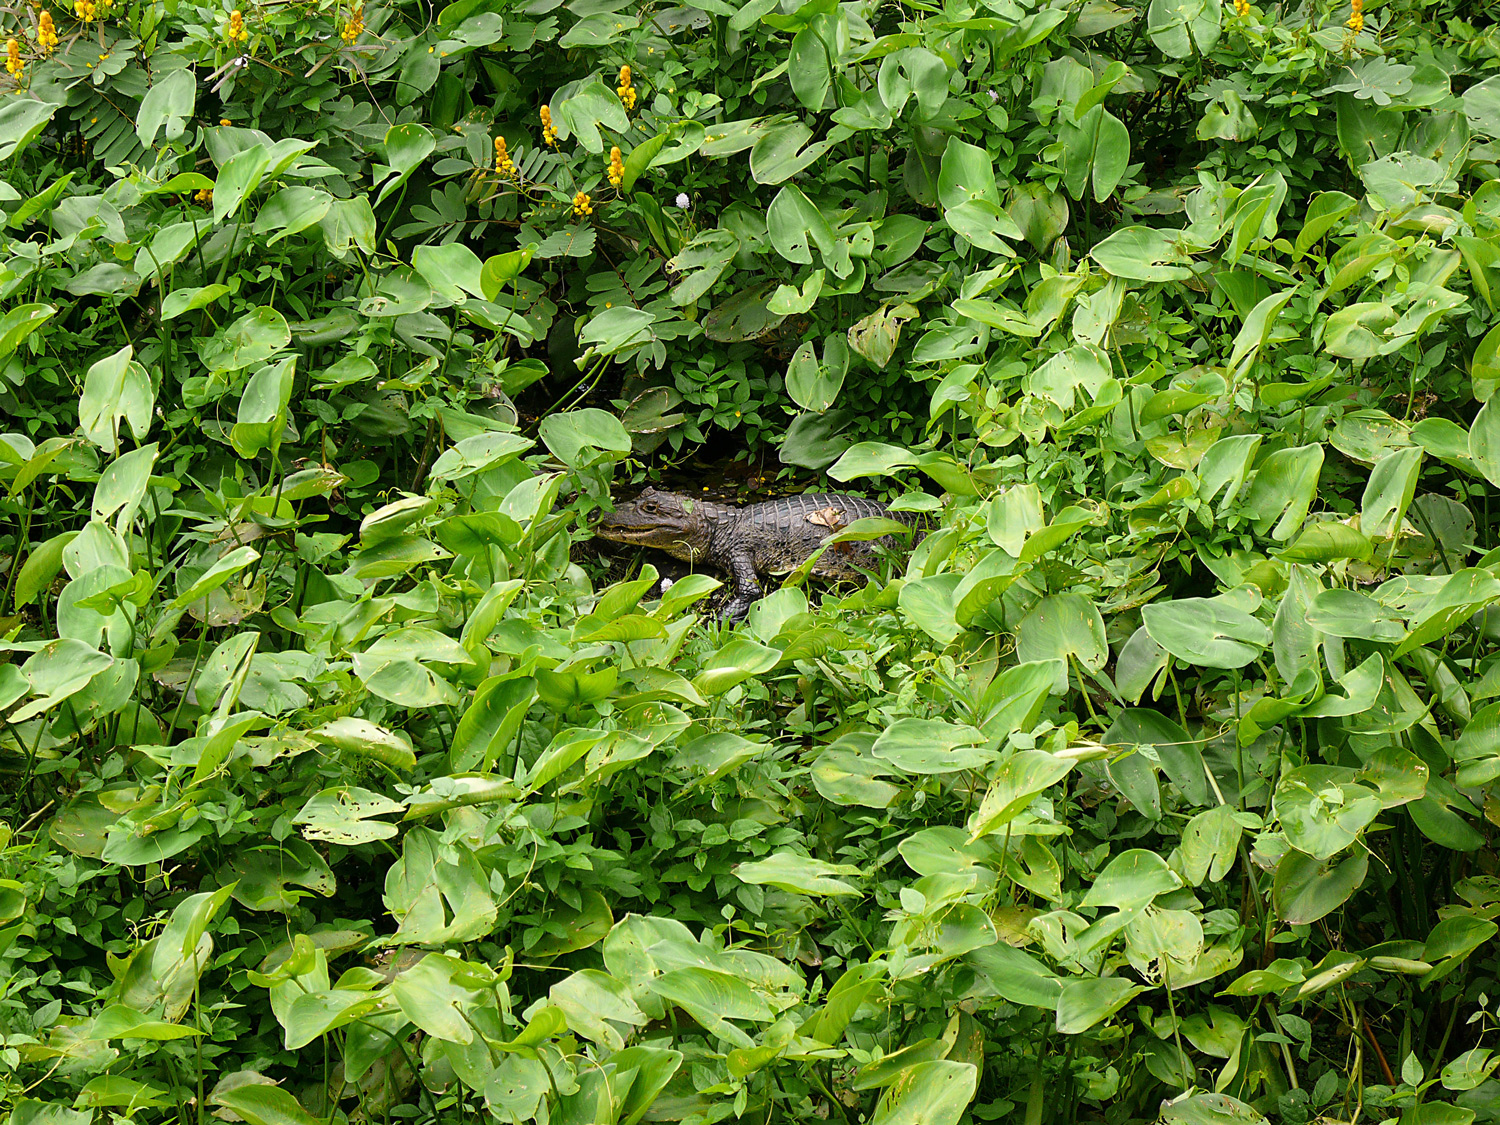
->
591, 487, 925, 622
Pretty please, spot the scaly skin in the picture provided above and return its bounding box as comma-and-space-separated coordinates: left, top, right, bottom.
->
591, 487, 925, 621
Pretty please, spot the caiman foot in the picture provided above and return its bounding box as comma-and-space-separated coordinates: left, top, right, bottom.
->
713, 598, 754, 624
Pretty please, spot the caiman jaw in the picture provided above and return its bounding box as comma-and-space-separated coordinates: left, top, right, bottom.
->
592, 521, 690, 547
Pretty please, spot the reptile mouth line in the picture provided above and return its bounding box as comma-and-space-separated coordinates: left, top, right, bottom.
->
591, 524, 680, 541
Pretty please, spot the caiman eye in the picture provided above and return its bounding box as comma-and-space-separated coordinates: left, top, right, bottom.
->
640, 499, 658, 514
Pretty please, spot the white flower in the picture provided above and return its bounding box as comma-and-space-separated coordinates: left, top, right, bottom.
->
987, 89, 998, 101
675, 193, 690, 209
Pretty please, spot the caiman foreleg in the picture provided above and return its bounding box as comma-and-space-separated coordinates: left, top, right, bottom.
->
716, 548, 762, 623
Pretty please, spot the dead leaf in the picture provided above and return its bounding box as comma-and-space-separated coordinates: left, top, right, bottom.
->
806, 506, 846, 530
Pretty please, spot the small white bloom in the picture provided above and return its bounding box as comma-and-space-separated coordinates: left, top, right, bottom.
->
987, 88, 998, 101
675, 193, 690, 209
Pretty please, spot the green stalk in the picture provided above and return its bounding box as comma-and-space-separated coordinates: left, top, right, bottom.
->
2, 482, 35, 613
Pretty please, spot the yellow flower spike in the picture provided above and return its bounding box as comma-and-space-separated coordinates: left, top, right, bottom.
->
341, 2, 363, 43
1233, 0, 1249, 16
37, 10, 56, 52
194, 187, 213, 204
616, 64, 636, 111
572, 190, 592, 217
607, 145, 624, 188
226, 9, 247, 43
1346, 0, 1362, 30
540, 104, 557, 146
74, 0, 95, 23
5, 38, 21, 80
494, 134, 514, 177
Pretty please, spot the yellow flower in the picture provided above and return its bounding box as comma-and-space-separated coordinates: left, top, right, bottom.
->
1233, 0, 1249, 15
5, 39, 21, 79
341, 2, 363, 43
616, 64, 636, 111
194, 187, 213, 204
494, 134, 514, 177
572, 190, 592, 217
540, 104, 557, 146
607, 145, 624, 188
74, 0, 96, 22
1346, 0, 1362, 31
226, 9, 247, 42
37, 10, 56, 52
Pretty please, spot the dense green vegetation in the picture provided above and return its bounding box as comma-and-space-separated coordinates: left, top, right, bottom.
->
2, 0, 1500, 1121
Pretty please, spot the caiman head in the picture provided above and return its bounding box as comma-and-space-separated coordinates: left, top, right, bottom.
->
591, 487, 716, 563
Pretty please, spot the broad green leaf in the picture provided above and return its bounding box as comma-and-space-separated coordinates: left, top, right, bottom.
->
538, 409, 631, 468
811, 745, 903, 808
388, 954, 479, 1043
0, 303, 53, 367
162, 285, 230, 319
693, 636, 782, 695
1104, 709, 1210, 806
550, 970, 645, 1051
1091, 226, 1194, 281
79, 346, 153, 455
429, 431, 532, 482
1277, 521, 1373, 564
1274, 766, 1381, 860
479, 246, 536, 299
650, 967, 773, 1048
92, 444, 158, 532
1304, 588, 1405, 644
203, 307, 292, 373
1142, 597, 1269, 669
869, 1060, 978, 1125
212, 1083, 321, 1125
1180, 805, 1242, 885
937, 137, 1001, 210
253, 186, 332, 245
1147, 0, 1220, 57
1228, 290, 1293, 374
1016, 593, 1108, 671
92, 1005, 204, 1041
1471, 398, 1500, 486
789, 24, 831, 110
167, 545, 259, 613
279, 989, 383, 1050
377, 124, 435, 205
1161, 1095, 1269, 1125
872, 717, 992, 774
967, 752, 1075, 839
230, 357, 295, 459
14, 530, 77, 608
1273, 849, 1367, 925
293, 787, 403, 846
784, 336, 846, 412
899, 573, 962, 645
1056, 978, 1144, 1034
735, 852, 864, 896
1079, 849, 1181, 909
307, 717, 416, 771
213, 143, 271, 223
1241, 443, 1324, 541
